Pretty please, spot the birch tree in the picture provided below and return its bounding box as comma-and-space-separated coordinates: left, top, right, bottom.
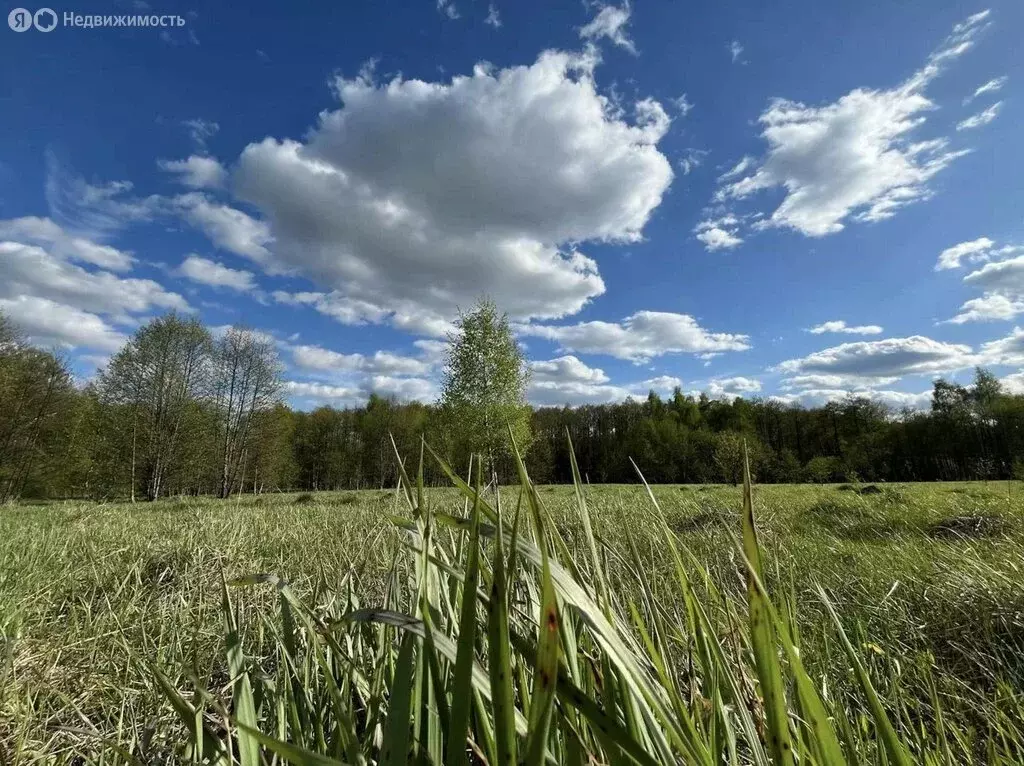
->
97, 314, 211, 501
440, 297, 531, 481
210, 327, 282, 498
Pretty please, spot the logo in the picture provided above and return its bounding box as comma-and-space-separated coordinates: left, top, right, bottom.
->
8, 7, 31, 30
33, 7, 55, 30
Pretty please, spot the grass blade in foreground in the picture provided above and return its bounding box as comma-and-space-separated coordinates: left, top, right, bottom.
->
739, 442, 795, 766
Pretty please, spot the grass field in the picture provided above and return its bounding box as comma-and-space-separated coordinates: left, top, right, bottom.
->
2, 473, 1024, 763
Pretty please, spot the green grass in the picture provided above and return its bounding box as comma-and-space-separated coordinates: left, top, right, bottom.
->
2, 462, 1024, 763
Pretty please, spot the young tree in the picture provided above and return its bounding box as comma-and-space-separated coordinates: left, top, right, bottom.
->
210, 327, 283, 497
440, 297, 532, 481
97, 314, 212, 501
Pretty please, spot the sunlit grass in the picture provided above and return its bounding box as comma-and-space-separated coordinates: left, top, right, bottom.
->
2, 446, 1023, 763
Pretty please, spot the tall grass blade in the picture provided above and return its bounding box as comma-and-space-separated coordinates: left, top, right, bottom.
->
739, 443, 795, 766
817, 585, 914, 766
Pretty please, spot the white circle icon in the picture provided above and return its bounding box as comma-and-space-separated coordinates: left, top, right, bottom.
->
8, 7, 33, 31
33, 7, 57, 31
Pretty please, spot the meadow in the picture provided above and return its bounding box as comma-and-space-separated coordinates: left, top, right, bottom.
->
2, 459, 1024, 763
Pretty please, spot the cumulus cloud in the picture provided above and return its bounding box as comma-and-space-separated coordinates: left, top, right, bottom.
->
700, 11, 990, 247
283, 381, 362, 406
158, 156, 228, 188
1001, 371, 1024, 394
964, 75, 1006, 104
579, 3, 636, 54
706, 376, 761, 397
939, 241, 1024, 324
777, 335, 975, 386
728, 40, 744, 63
0, 216, 133, 271
519, 310, 750, 362
0, 295, 127, 352
289, 343, 432, 377
807, 320, 884, 335
273, 290, 456, 338
529, 379, 636, 406
176, 254, 256, 291
530, 355, 609, 384
284, 376, 437, 407
935, 236, 998, 270
172, 193, 275, 268
235, 50, 672, 334
772, 387, 932, 410
977, 326, 1024, 367
964, 255, 1024, 296
694, 215, 743, 250
0, 241, 189, 320
944, 294, 1024, 325
956, 101, 1002, 131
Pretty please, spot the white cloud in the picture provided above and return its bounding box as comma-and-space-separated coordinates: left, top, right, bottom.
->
807, 320, 884, 335
367, 375, 438, 401
284, 381, 362, 406
529, 380, 635, 406
234, 50, 672, 334
519, 310, 750, 362
964, 255, 1024, 295
694, 215, 743, 250
172, 193, 275, 268
158, 156, 228, 188
531, 355, 609, 384
45, 153, 161, 237
0, 295, 127, 352
944, 293, 1024, 325
957, 101, 1002, 131
289, 343, 432, 377
706, 376, 761, 396
703, 11, 990, 246
284, 376, 437, 407
678, 148, 708, 176
772, 387, 932, 410
0, 216, 133, 271
778, 335, 975, 386
935, 236, 997, 270
437, 0, 459, 19
1001, 371, 1024, 394
940, 247, 1024, 324
964, 75, 1006, 104
978, 326, 1024, 367
273, 290, 457, 338
579, 3, 636, 54
0, 241, 189, 319
673, 93, 694, 117
728, 40, 744, 63
719, 156, 754, 181
413, 339, 449, 365
783, 373, 898, 389
640, 375, 682, 392
484, 2, 501, 27
183, 118, 219, 149
176, 254, 256, 291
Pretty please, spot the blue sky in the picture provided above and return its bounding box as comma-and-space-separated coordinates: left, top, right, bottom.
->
2, 0, 1022, 409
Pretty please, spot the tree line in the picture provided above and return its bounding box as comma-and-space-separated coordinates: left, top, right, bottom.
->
2, 307, 1023, 503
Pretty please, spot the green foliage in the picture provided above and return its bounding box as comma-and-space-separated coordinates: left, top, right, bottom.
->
440, 297, 532, 480
5, 308, 1024, 501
